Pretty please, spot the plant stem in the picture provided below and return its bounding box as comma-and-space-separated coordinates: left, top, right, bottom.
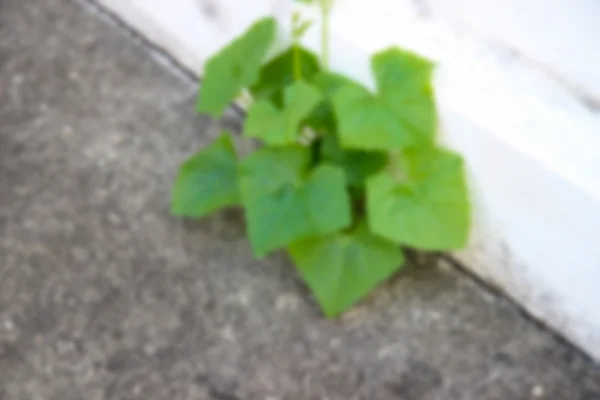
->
293, 44, 302, 80
320, 0, 332, 69
291, 11, 302, 81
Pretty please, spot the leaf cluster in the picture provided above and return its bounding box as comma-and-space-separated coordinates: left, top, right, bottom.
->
172, 17, 471, 317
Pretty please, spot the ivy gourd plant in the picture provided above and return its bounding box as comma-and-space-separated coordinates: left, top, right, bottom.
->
171, 0, 471, 318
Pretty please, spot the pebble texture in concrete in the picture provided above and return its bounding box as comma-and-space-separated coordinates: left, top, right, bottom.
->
0, 0, 599, 399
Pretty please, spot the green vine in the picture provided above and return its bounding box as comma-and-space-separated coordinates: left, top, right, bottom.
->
172, 3, 471, 318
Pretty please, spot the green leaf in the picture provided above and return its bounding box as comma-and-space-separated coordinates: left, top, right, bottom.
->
240, 146, 352, 257
171, 132, 239, 218
332, 47, 436, 150
244, 81, 322, 145
250, 46, 321, 106
367, 147, 470, 250
197, 17, 276, 118
373, 48, 437, 143
289, 222, 405, 318
320, 133, 388, 186
306, 71, 354, 133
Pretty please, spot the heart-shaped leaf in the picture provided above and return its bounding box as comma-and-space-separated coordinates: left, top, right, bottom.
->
367, 147, 470, 250
240, 146, 351, 257
332, 48, 436, 150
197, 17, 276, 118
289, 222, 405, 317
244, 81, 322, 145
171, 132, 239, 218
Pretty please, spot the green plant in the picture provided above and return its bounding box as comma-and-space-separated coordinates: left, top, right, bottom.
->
171, 2, 471, 318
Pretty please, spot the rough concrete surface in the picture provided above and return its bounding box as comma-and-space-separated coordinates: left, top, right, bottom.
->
0, 0, 598, 399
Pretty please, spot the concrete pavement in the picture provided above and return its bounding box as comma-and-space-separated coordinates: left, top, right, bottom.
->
0, 0, 599, 399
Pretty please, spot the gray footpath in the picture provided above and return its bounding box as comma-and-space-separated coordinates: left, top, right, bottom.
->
0, 0, 599, 399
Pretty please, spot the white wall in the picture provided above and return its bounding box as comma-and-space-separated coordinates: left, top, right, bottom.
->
96, 0, 600, 360
427, 0, 600, 103
95, 0, 289, 73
